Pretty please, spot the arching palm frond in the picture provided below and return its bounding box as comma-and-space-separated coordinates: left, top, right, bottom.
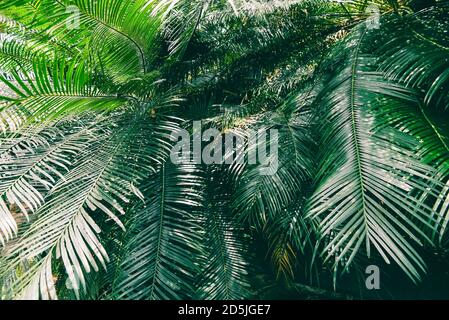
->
0, 123, 93, 247
0, 13, 74, 76
0, 38, 46, 77
374, 97, 449, 239
372, 8, 449, 241
1, 0, 175, 80
308, 26, 441, 283
111, 162, 204, 300
261, 92, 320, 280
197, 166, 253, 300
0, 114, 178, 299
377, 7, 449, 108
231, 99, 314, 228
0, 57, 127, 134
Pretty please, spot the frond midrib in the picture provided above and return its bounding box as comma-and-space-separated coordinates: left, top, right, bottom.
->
348, 27, 370, 256
149, 162, 166, 300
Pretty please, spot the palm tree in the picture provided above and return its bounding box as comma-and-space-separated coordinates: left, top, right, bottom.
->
0, 0, 448, 300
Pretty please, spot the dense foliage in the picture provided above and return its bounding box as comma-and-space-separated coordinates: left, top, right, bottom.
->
0, 0, 448, 300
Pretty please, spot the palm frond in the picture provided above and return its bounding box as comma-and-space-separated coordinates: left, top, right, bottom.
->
0, 114, 174, 299
377, 7, 449, 108
111, 162, 204, 300
308, 25, 441, 283
0, 57, 127, 133
231, 100, 314, 228
197, 166, 253, 299
0, 124, 93, 247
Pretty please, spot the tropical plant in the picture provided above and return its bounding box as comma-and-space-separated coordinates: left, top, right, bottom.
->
0, 0, 448, 300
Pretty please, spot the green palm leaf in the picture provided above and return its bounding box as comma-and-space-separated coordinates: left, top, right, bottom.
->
112, 162, 203, 300
377, 7, 449, 108
0, 114, 174, 299
308, 26, 441, 283
0, 124, 92, 246
197, 166, 253, 300
0, 57, 127, 133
